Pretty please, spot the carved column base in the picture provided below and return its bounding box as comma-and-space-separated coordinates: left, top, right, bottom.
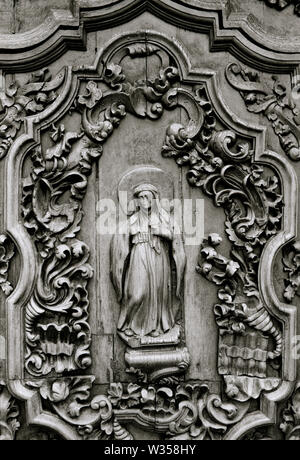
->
125, 346, 190, 381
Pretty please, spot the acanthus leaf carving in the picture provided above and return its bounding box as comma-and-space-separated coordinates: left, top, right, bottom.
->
226, 62, 300, 161
282, 240, 300, 302
0, 381, 20, 440
197, 233, 282, 401
280, 383, 300, 440
156, 68, 283, 401
0, 68, 65, 159
0, 234, 15, 296
22, 123, 98, 376
27, 377, 250, 441
259, 0, 300, 16
13, 31, 290, 439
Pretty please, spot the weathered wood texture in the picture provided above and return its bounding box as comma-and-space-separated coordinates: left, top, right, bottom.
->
0, 0, 299, 441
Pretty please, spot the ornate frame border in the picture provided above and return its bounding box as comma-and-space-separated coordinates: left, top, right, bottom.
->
0, 5, 298, 441
1, 0, 300, 72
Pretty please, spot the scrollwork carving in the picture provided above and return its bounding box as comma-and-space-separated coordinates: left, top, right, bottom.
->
0, 234, 15, 296
13, 31, 289, 439
282, 241, 300, 302
197, 232, 282, 401
0, 69, 65, 159
22, 125, 98, 376
157, 64, 283, 401
28, 377, 250, 441
0, 381, 20, 440
259, 0, 300, 16
226, 63, 300, 160
280, 383, 300, 440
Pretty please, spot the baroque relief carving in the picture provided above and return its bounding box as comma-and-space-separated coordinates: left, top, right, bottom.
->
198, 233, 282, 402
0, 69, 65, 159
0, 381, 20, 440
226, 63, 300, 160
0, 234, 15, 295
27, 377, 250, 441
280, 383, 300, 439
259, 0, 300, 15
22, 127, 95, 376
282, 241, 300, 302
110, 166, 189, 380
1, 30, 296, 440
110, 182, 185, 342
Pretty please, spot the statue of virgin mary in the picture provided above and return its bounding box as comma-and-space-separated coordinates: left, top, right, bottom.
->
110, 183, 186, 339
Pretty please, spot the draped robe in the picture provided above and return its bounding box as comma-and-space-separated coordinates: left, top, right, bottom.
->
110, 208, 186, 337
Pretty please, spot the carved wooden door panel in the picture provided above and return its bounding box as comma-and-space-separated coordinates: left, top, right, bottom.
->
0, 0, 300, 441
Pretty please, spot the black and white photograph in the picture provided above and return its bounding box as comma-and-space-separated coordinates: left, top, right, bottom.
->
0, 0, 299, 444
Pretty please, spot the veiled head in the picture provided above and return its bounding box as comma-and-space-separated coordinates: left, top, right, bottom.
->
133, 183, 159, 211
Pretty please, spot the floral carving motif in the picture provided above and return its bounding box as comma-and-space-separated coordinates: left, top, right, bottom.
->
259, 0, 300, 15
158, 75, 283, 401
197, 234, 282, 360
28, 377, 250, 441
0, 68, 65, 159
0, 234, 15, 295
18, 35, 287, 438
22, 125, 98, 376
20, 53, 200, 379
282, 241, 300, 302
242, 427, 275, 440
280, 383, 300, 440
0, 381, 20, 440
226, 63, 300, 160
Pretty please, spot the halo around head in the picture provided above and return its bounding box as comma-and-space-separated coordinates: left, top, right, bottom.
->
133, 183, 159, 197
118, 166, 174, 216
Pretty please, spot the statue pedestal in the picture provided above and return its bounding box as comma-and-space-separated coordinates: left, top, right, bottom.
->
125, 345, 190, 381
118, 324, 181, 349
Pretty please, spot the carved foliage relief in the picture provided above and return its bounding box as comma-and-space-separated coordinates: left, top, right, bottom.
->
226, 63, 300, 161
259, 0, 300, 16
0, 25, 296, 440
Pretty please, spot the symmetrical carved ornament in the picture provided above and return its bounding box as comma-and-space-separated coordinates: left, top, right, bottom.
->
0, 30, 297, 441
2, 0, 300, 73
27, 377, 251, 440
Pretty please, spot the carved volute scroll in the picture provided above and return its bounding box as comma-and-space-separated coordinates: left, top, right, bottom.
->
259, 0, 300, 16
226, 63, 300, 161
0, 2, 299, 442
